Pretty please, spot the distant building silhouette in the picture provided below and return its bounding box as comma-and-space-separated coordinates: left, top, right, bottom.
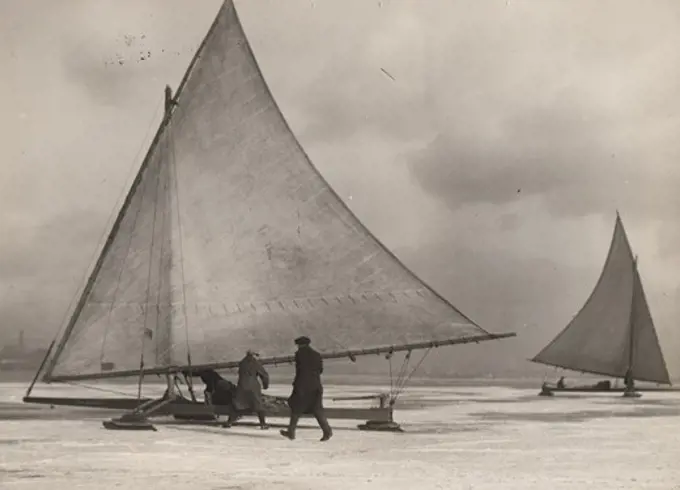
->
0, 330, 47, 373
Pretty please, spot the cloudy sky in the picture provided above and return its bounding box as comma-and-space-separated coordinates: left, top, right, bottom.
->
2, 0, 680, 377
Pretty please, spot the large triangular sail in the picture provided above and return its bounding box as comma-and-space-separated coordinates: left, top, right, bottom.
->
42, 0, 512, 383
531, 214, 670, 385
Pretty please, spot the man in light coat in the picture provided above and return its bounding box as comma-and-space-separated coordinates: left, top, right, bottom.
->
224, 349, 270, 429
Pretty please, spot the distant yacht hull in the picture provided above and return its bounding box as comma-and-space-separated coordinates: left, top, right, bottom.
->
540, 385, 677, 394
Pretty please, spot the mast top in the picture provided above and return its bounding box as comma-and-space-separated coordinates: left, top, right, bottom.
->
164, 85, 177, 114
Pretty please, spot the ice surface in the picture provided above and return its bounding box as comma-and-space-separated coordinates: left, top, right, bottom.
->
1, 382, 679, 489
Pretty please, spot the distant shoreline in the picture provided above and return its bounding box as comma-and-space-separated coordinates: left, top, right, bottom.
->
1, 370, 586, 390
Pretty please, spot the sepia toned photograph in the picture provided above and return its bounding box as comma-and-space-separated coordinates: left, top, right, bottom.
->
1, 0, 679, 488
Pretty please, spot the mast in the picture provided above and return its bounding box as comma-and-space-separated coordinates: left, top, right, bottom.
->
626, 256, 638, 380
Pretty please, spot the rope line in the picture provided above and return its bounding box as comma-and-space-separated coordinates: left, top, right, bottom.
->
61, 381, 138, 398
136, 127, 165, 400
98, 172, 148, 366
153, 132, 171, 367
394, 348, 432, 398
385, 347, 434, 402
149, 105, 179, 370
387, 351, 394, 395
167, 107, 194, 372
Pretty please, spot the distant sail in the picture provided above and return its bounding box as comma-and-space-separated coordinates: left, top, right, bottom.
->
531, 214, 670, 385
43, 0, 504, 382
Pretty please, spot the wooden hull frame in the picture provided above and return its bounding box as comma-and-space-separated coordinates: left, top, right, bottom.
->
22, 395, 393, 423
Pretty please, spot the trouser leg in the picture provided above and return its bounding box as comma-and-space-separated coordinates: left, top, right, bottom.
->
288, 413, 300, 436
257, 410, 268, 428
224, 404, 239, 426
280, 413, 300, 440
314, 408, 332, 440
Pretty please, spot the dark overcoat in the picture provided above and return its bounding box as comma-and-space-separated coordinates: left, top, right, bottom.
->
232, 354, 270, 412
199, 370, 236, 406
288, 345, 324, 414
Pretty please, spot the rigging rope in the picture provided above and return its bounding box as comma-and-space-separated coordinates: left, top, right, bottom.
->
136, 119, 165, 400
387, 350, 394, 395
167, 105, 194, 372
173, 375, 186, 398
153, 129, 171, 369
394, 348, 433, 398
385, 347, 434, 402
61, 380, 139, 398
393, 351, 411, 394
98, 171, 148, 366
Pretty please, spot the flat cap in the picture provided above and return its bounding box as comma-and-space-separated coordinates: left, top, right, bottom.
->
294, 335, 311, 346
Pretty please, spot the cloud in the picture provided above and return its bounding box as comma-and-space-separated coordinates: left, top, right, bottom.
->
257, 0, 680, 229
239, 0, 436, 145
0, 210, 108, 286
0, 210, 110, 344
404, 71, 680, 220
3, 0, 680, 380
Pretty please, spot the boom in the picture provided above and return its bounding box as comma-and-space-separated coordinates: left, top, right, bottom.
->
46, 332, 515, 382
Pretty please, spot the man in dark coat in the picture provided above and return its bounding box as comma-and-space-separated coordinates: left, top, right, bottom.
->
224, 349, 270, 429
280, 336, 333, 441
197, 369, 236, 407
